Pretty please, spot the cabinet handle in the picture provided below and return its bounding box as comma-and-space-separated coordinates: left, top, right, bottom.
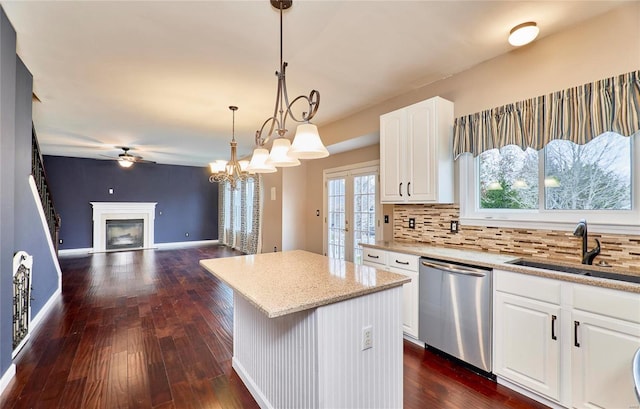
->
574, 320, 580, 347
367, 254, 379, 259
395, 260, 410, 265
407, 182, 411, 197
399, 182, 403, 197
551, 315, 557, 340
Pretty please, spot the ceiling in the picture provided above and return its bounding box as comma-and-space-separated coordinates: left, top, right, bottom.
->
0, 1, 625, 167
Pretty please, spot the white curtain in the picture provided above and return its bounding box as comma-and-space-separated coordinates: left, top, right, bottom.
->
217, 176, 262, 254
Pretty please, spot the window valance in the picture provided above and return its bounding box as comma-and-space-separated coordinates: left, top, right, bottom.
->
453, 70, 640, 158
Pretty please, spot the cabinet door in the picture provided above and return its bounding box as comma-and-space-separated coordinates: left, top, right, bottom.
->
389, 266, 418, 339
380, 110, 405, 203
405, 99, 437, 202
571, 310, 640, 409
494, 292, 561, 401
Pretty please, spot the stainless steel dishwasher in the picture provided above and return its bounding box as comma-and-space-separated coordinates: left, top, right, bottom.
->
418, 257, 492, 373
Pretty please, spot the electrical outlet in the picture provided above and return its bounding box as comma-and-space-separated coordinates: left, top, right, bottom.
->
450, 220, 459, 233
384, 215, 389, 224
316, 209, 320, 216
185, 232, 189, 237
59, 239, 63, 244
408, 218, 416, 229
108, 188, 114, 195
362, 325, 373, 351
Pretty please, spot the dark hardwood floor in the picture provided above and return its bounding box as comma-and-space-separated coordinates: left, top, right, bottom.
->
0, 245, 546, 409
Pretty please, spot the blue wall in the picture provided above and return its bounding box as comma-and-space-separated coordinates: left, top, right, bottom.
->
43, 156, 218, 250
0, 7, 59, 380
0, 8, 18, 377
14, 59, 59, 316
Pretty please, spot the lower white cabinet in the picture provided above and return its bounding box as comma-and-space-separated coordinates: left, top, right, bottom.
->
571, 284, 640, 409
363, 249, 419, 339
494, 291, 561, 401
494, 269, 640, 408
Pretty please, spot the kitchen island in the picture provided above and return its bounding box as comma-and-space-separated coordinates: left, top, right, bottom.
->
200, 250, 410, 409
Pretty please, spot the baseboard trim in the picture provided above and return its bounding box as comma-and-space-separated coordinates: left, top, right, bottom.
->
153, 240, 219, 249
30, 287, 61, 332
58, 248, 92, 256
0, 364, 16, 398
60, 240, 220, 256
496, 376, 565, 409
232, 357, 273, 409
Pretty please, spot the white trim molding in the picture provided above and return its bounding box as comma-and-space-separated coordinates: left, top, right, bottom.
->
60, 240, 220, 256
30, 287, 61, 333
90, 202, 157, 252
154, 240, 219, 249
0, 364, 16, 397
28, 176, 62, 292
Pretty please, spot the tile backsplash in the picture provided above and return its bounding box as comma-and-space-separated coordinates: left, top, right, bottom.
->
393, 204, 640, 270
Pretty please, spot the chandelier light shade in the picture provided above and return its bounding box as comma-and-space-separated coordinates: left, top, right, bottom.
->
250, 0, 329, 170
289, 123, 329, 159
247, 148, 277, 173
267, 138, 301, 167
209, 106, 252, 190
508, 22, 539, 46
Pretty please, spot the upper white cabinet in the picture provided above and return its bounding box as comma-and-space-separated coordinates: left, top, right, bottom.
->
380, 97, 454, 204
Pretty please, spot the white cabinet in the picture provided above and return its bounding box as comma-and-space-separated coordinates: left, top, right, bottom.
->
494, 269, 640, 409
571, 285, 640, 409
363, 249, 419, 339
380, 96, 454, 204
494, 291, 561, 401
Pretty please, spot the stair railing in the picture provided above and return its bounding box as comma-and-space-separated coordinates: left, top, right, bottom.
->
31, 124, 61, 254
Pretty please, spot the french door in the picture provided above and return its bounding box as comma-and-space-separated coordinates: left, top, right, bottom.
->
324, 162, 380, 263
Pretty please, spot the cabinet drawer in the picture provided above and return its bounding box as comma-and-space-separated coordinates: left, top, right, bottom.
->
495, 269, 561, 305
573, 284, 640, 324
388, 251, 418, 271
362, 248, 387, 265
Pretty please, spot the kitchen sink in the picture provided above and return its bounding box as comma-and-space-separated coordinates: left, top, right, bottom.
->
507, 259, 640, 285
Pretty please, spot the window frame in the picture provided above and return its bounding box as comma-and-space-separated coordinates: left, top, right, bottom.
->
459, 133, 640, 234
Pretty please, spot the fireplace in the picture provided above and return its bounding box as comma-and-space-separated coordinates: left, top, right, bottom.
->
106, 219, 144, 250
91, 202, 156, 252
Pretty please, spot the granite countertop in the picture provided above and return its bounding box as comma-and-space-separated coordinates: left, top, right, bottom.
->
199, 250, 410, 318
362, 241, 640, 294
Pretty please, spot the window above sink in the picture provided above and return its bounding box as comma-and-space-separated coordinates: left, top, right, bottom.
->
459, 131, 640, 235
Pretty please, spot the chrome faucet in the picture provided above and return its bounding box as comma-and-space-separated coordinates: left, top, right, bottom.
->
572, 219, 600, 265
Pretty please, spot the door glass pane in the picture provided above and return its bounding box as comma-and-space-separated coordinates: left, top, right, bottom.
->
353, 174, 377, 264
328, 178, 346, 260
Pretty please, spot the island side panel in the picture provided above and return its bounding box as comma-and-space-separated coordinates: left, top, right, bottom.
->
317, 286, 403, 409
232, 295, 319, 409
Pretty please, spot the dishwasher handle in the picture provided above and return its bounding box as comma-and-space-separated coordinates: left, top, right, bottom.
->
421, 260, 488, 277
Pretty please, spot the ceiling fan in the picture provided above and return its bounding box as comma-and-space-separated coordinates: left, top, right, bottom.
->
101, 146, 156, 168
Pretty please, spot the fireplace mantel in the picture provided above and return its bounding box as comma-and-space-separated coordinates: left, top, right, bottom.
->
91, 202, 157, 252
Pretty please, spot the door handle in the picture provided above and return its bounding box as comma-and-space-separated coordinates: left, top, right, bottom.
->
407, 182, 411, 197
551, 315, 557, 340
399, 182, 403, 197
421, 261, 487, 277
574, 320, 580, 347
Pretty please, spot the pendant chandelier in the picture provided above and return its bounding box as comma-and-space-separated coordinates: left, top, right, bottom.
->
209, 106, 252, 190
247, 0, 329, 174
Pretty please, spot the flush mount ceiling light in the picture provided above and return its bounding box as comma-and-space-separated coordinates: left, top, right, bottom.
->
508, 22, 539, 47
247, 0, 329, 174
209, 106, 253, 190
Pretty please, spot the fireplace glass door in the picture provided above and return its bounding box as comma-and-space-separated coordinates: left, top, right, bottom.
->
106, 219, 144, 250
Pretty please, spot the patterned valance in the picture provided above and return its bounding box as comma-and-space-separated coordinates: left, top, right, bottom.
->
453, 70, 640, 157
